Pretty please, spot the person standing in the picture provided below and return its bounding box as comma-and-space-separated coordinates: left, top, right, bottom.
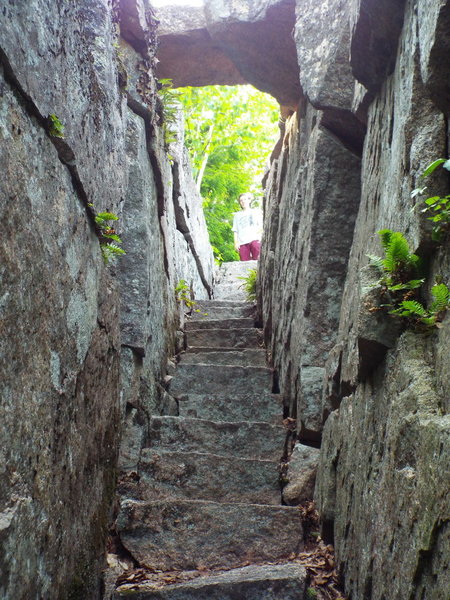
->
232, 193, 263, 261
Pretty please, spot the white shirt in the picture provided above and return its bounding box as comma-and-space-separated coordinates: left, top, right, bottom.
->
232, 208, 263, 245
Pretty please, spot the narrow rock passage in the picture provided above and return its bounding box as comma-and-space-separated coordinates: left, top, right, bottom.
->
113, 262, 306, 598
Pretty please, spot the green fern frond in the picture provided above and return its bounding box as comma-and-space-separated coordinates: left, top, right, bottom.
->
101, 243, 126, 263
429, 283, 450, 313
387, 279, 424, 292
96, 212, 119, 223
366, 254, 384, 272
421, 316, 437, 326
377, 229, 393, 252
238, 268, 257, 302
399, 300, 428, 316
382, 232, 413, 272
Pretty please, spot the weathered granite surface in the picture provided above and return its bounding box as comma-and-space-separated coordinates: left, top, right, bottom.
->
114, 563, 307, 600
118, 499, 303, 570
282, 443, 320, 505
258, 1, 450, 598
155, 5, 246, 87
260, 104, 361, 441
0, 1, 214, 598
315, 333, 450, 600
203, 0, 301, 108
295, 0, 355, 110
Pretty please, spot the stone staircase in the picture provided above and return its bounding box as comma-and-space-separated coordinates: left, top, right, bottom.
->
113, 263, 306, 598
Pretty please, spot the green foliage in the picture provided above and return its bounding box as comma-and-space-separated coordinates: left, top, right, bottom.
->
412, 158, 450, 241
368, 230, 422, 293
48, 114, 64, 138
238, 268, 257, 302
369, 229, 449, 329
306, 588, 318, 600
158, 78, 180, 147
175, 279, 196, 309
390, 283, 450, 328
178, 85, 279, 260
95, 211, 125, 263
422, 194, 450, 241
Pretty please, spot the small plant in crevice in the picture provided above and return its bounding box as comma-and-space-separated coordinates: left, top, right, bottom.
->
95, 211, 125, 263
411, 157, 450, 242
238, 267, 258, 302
367, 229, 449, 330
48, 114, 65, 138
175, 279, 196, 310
367, 229, 424, 302
157, 78, 180, 148
390, 282, 450, 328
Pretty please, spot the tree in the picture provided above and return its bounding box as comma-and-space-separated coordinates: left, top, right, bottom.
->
178, 85, 279, 261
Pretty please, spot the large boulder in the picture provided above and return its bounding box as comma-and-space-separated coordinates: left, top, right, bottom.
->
350, 0, 407, 91
155, 5, 246, 87
204, 0, 301, 108
294, 0, 355, 111
417, 0, 450, 114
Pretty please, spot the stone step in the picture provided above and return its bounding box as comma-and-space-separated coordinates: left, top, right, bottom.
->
117, 499, 304, 571
186, 327, 263, 349
194, 300, 253, 308
177, 392, 282, 424
185, 317, 255, 330
213, 285, 248, 302
169, 364, 273, 397
191, 303, 255, 320
178, 347, 267, 367
113, 563, 307, 599
120, 450, 280, 505
148, 416, 286, 461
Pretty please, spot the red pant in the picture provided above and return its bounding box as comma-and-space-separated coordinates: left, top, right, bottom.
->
239, 240, 261, 261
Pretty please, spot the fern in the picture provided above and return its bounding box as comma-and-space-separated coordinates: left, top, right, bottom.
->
399, 300, 428, 316
101, 243, 126, 263
95, 212, 119, 224
382, 232, 417, 273
367, 254, 384, 273
368, 228, 449, 329
238, 268, 257, 302
429, 283, 450, 313
48, 113, 65, 138
388, 279, 424, 292
377, 229, 393, 252
175, 279, 196, 309
93, 210, 125, 263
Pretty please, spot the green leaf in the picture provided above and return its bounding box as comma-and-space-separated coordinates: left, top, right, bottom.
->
48, 113, 65, 138
96, 212, 119, 222
102, 233, 122, 242
388, 279, 424, 291
422, 159, 446, 177
425, 196, 441, 205
382, 232, 413, 272
377, 229, 393, 252
430, 283, 450, 313
367, 254, 384, 272
399, 300, 428, 316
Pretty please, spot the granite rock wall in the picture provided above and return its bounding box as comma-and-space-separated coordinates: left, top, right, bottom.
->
259, 0, 450, 598
0, 2, 213, 599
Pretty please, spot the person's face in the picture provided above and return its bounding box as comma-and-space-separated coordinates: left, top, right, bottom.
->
239, 194, 252, 209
